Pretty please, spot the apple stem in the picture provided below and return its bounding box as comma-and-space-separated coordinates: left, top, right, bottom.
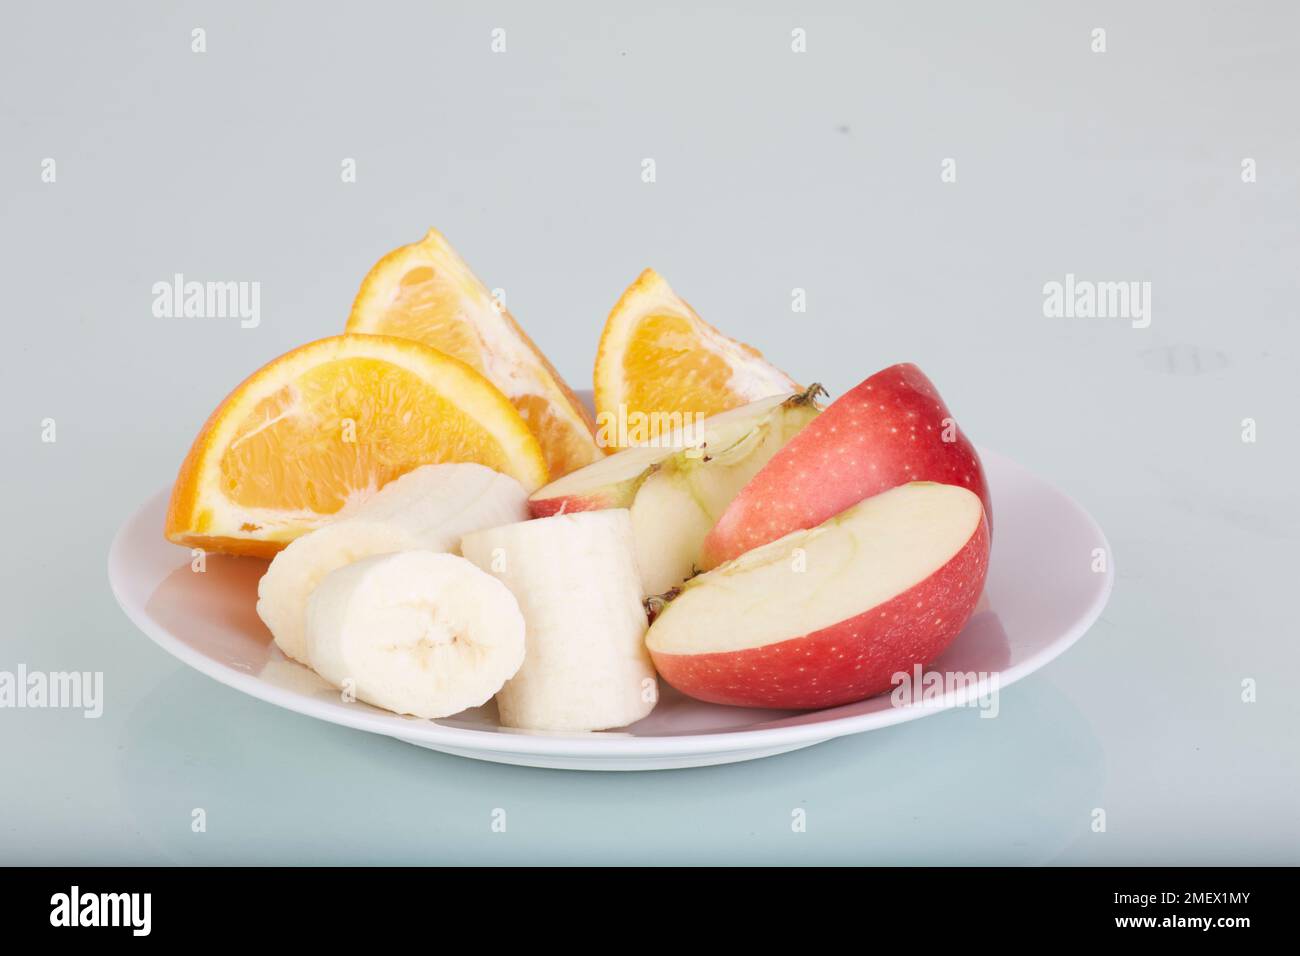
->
643, 587, 682, 625
789, 382, 828, 408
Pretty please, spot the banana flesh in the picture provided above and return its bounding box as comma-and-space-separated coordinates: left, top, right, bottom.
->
257, 463, 528, 663
307, 550, 525, 718
461, 510, 658, 732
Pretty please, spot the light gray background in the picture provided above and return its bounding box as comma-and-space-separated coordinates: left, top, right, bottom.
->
2, 1, 1297, 864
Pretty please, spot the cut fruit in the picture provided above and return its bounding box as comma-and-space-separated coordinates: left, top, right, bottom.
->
306, 550, 526, 719
165, 334, 548, 558
646, 482, 991, 710
529, 388, 822, 594
461, 510, 657, 732
701, 362, 992, 569
627, 388, 821, 594
593, 268, 800, 449
345, 229, 601, 477
529, 388, 820, 515
256, 463, 529, 664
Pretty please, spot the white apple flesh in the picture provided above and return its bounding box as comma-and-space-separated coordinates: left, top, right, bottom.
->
528, 388, 821, 516
629, 392, 821, 593
645, 481, 990, 710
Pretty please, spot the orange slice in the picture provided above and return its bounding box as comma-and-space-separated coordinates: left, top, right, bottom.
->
594, 269, 800, 448
346, 230, 602, 476
165, 334, 547, 558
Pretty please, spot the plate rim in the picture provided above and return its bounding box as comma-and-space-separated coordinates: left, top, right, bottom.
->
108, 447, 1114, 759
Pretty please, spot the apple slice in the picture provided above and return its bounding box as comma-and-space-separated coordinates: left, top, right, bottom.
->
700, 363, 991, 570
530, 389, 821, 590
646, 481, 990, 710
627, 392, 820, 593
529, 387, 821, 516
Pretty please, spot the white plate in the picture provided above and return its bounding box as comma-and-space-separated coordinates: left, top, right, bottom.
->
108, 446, 1112, 770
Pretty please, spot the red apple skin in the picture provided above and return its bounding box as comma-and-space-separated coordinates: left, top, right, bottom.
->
528, 476, 644, 518
528, 490, 619, 518
700, 363, 991, 569
651, 514, 990, 710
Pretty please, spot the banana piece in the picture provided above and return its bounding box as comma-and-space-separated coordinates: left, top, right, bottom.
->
307, 550, 525, 718
461, 510, 657, 732
257, 463, 528, 664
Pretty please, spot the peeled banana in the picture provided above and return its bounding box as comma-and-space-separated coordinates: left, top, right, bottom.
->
306, 550, 525, 718
461, 510, 658, 732
257, 463, 528, 664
